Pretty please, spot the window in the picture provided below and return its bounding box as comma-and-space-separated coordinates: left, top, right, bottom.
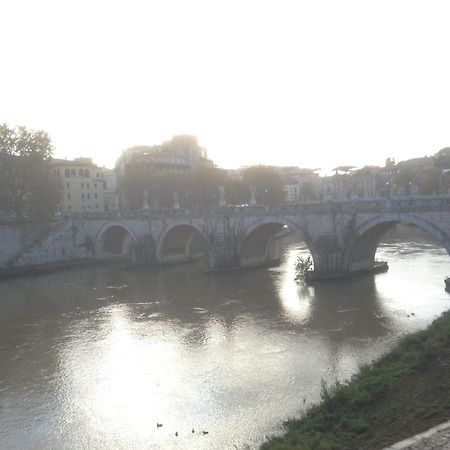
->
95, 204, 98, 209
66, 182, 70, 189
67, 193, 71, 200
68, 206, 72, 210
94, 193, 98, 199
94, 183, 98, 189
86, 183, 90, 189
57, 169, 60, 176
65, 169, 70, 177
87, 193, 90, 199
96, 173, 100, 178
70, 169, 76, 177
85, 169, 90, 177
81, 183, 84, 188
82, 193, 85, 199
79, 169, 84, 177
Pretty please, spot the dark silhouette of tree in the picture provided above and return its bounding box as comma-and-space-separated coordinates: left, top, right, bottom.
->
434, 147, 450, 169
241, 165, 284, 204
226, 178, 248, 205
299, 180, 317, 201
420, 167, 442, 195
120, 162, 286, 209
394, 166, 415, 191
0, 124, 61, 219
120, 164, 234, 209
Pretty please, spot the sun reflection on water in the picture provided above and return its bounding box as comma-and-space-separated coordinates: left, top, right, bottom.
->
274, 244, 314, 324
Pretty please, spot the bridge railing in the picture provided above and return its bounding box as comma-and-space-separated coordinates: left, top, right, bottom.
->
71, 195, 450, 220
3, 195, 449, 224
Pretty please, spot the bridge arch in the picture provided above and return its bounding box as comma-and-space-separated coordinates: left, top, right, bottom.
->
95, 222, 138, 258
239, 218, 317, 269
345, 213, 450, 273
156, 223, 209, 265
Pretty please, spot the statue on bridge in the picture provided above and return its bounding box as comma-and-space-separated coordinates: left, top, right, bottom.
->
173, 192, 180, 209
218, 186, 227, 207
142, 190, 150, 210
249, 185, 257, 206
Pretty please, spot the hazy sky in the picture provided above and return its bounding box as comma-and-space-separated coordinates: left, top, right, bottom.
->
2, 1, 450, 171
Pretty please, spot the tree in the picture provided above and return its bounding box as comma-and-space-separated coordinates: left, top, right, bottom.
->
226, 178, 248, 205
394, 166, 415, 192
420, 167, 442, 195
0, 124, 61, 219
241, 165, 284, 204
299, 180, 317, 201
434, 148, 450, 169
120, 163, 234, 209
120, 162, 286, 209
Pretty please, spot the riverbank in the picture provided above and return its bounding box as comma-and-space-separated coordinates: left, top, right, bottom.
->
0, 256, 126, 280
261, 309, 450, 450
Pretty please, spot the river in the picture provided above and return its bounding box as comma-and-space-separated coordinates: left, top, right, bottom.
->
0, 234, 450, 449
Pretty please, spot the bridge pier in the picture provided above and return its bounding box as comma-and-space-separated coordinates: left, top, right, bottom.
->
307, 252, 386, 281
208, 238, 237, 270
311, 251, 343, 278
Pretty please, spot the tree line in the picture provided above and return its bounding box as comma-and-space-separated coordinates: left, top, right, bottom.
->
394, 148, 450, 195
0, 124, 61, 220
120, 164, 285, 210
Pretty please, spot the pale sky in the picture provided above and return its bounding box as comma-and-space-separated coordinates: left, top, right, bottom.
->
2, 0, 450, 171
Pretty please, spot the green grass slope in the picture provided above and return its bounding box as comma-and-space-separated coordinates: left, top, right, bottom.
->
261, 310, 450, 450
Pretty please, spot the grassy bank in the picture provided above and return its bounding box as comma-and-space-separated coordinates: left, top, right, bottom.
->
261, 310, 450, 450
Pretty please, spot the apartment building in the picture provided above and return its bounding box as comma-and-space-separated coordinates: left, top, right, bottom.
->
51, 158, 105, 214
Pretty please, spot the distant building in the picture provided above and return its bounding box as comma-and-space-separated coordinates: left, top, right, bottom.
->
323, 166, 382, 200
321, 157, 439, 200
115, 135, 214, 177
51, 158, 105, 214
283, 178, 299, 202
279, 167, 320, 202
349, 166, 382, 199
322, 174, 350, 200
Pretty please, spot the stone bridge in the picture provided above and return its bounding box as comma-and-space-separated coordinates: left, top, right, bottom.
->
2, 196, 450, 280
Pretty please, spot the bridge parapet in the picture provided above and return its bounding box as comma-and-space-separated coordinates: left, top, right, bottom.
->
56, 195, 450, 222
0, 195, 449, 225
2, 195, 450, 278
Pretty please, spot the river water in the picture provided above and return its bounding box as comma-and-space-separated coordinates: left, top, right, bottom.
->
1, 237, 450, 450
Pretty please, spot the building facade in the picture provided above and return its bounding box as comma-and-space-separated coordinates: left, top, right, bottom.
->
283, 178, 299, 202
115, 135, 214, 177
51, 158, 105, 215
